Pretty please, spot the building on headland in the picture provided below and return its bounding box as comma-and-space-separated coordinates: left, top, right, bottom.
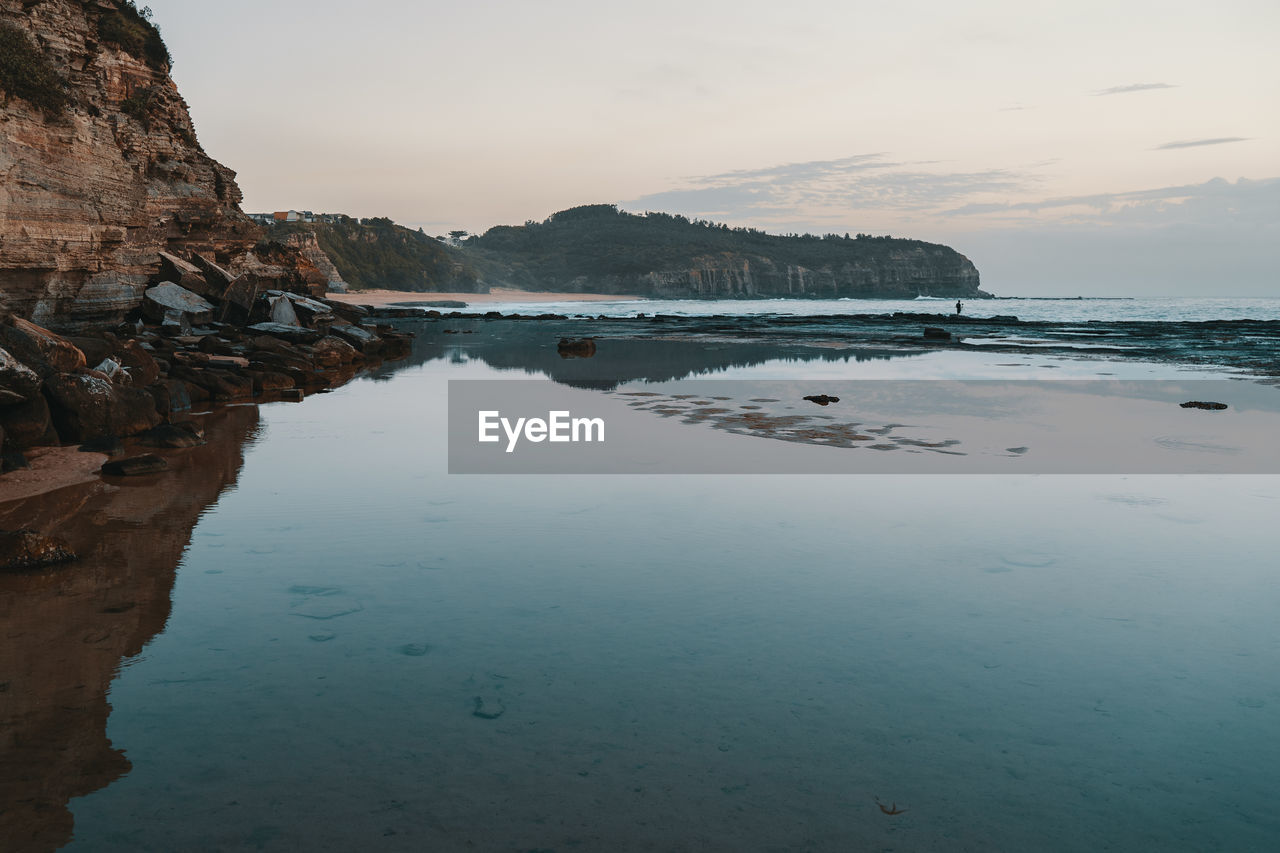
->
246, 211, 346, 226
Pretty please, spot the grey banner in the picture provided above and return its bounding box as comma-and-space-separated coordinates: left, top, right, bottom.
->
448, 379, 1280, 474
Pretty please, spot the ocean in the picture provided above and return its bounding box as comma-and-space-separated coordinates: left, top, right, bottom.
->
2, 306, 1277, 852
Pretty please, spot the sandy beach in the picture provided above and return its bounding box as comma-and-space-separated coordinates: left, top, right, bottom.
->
327, 288, 639, 307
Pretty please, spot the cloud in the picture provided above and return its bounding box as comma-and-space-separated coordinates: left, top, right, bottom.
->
1154, 137, 1250, 150
1092, 82, 1176, 96
626, 154, 1030, 229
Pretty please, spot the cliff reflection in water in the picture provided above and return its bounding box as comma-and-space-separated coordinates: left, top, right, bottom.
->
0, 405, 260, 852
363, 318, 924, 388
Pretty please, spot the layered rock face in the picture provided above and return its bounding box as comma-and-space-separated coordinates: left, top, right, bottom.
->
642, 251, 983, 299
0, 0, 262, 330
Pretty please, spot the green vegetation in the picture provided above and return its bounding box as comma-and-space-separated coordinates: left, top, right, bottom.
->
269, 217, 482, 293
0, 20, 69, 117
98, 1, 171, 70
119, 85, 157, 125
464, 204, 977, 295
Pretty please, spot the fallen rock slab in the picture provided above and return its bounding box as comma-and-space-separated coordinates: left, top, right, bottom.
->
248, 322, 323, 344
143, 283, 215, 326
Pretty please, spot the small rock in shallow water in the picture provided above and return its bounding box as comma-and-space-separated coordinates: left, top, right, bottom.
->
472, 696, 506, 719
399, 643, 430, 657
0, 529, 77, 571
100, 454, 168, 476
803, 395, 840, 406
1180, 401, 1228, 410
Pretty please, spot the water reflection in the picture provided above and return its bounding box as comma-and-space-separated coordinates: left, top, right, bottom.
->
0, 406, 260, 850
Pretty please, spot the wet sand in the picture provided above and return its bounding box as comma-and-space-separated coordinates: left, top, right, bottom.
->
0, 446, 107, 505
327, 288, 639, 307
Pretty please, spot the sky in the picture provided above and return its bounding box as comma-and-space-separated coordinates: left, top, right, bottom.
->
146, 0, 1278, 296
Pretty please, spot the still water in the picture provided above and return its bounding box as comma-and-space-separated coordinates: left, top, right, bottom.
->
4, 328, 1278, 851
459, 296, 1280, 324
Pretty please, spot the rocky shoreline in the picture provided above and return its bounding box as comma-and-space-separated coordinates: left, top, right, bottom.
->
1, 254, 413, 569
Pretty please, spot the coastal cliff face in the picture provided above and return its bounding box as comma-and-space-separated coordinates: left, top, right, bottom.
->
0, 0, 262, 330
642, 249, 981, 299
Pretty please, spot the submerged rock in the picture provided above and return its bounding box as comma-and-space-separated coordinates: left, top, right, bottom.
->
472, 696, 506, 719
100, 455, 169, 477
0, 529, 77, 571
558, 337, 597, 358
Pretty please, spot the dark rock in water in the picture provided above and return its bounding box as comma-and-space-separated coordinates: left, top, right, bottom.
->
803, 394, 841, 406
149, 379, 193, 417
78, 434, 123, 454
558, 337, 597, 358
43, 372, 163, 443
278, 389, 305, 402
247, 322, 323, 345
421, 300, 467, 308
138, 422, 206, 449
0, 394, 58, 448
100, 455, 168, 477
2, 449, 30, 473
0, 529, 77, 572
0, 346, 42, 404
923, 326, 951, 341
329, 322, 382, 354
472, 696, 506, 719
1180, 401, 1228, 410
399, 643, 430, 656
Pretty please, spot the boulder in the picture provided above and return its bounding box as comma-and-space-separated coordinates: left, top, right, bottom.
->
321, 298, 370, 324
269, 295, 302, 327
93, 358, 124, 383
249, 371, 296, 393
219, 275, 263, 324
0, 394, 58, 448
192, 252, 237, 292
803, 395, 840, 406
0, 318, 87, 378
283, 293, 336, 328
100, 455, 168, 477
114, 340, 162, 386
158, 251, 218, 299
0, 347, 42, 405
312, 336, 359, 368
329, 322, 382, 354
65, 335, 113, 367
0, 529, 77, 572
923, 327, 951, 340
143, 282, 215, 326
43, 372, 163, 442
247, 323, 323, 345
148, 379, 193, 416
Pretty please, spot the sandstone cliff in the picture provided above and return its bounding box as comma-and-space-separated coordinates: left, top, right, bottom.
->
0, 0, 269, 331
465, 204, 988, 299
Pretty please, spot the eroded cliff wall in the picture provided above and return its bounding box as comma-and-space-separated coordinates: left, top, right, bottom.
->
0, 0, 260, 330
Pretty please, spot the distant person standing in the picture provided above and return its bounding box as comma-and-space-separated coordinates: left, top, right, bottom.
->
955, 300, 963, 315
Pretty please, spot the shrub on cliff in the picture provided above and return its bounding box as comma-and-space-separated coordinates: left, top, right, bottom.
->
98, 1, 171, 71
0, 21, 69, 116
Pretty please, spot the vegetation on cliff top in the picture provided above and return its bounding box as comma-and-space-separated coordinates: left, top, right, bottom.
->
98, 1, 171, 71
268, 218, 482, 293
465, 204, 975, 292
0, 20, 69, 116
